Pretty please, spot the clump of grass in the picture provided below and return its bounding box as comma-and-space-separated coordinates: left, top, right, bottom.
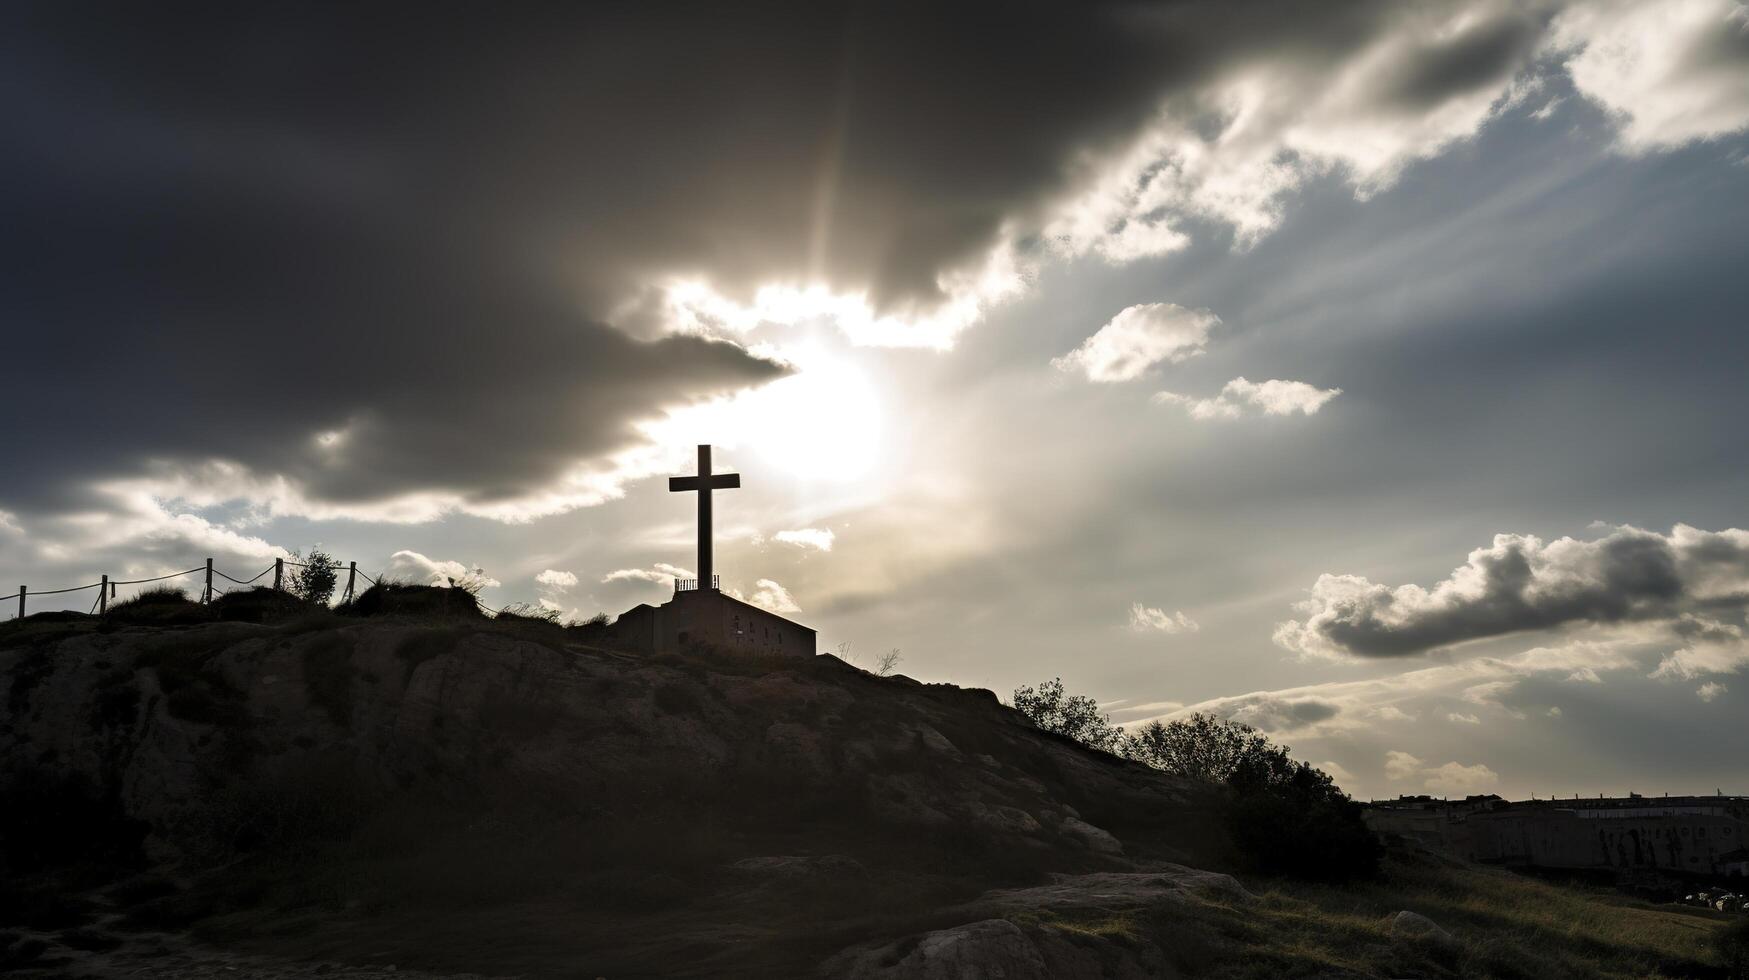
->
212, 587, 322, 624
105, 585, 214, 626
494, 602, 562, 624
1145, 853, 1732, 979
338, 582, 482, 620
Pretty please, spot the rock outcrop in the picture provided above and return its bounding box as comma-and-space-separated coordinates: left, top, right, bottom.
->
0, 614, 1228, 976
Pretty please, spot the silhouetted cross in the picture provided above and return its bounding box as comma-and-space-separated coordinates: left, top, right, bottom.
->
669, 444, 739, 591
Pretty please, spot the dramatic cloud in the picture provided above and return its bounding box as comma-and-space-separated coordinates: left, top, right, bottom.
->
1053, 305, 1219, 383
1276, 524, 1749, 659
385, 551, 501, 590
1550, 0, 1749, 150
3, 0, 1739, 576
1129, 603, 1200, 634
1154, 377, 1342, 419
1047, 1, 1547, 252
773, 528, 836, 552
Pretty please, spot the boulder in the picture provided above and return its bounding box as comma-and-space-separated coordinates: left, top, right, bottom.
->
1388, 910, 1456, 946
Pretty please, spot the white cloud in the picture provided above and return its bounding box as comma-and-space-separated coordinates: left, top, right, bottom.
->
1447, 712, 1482, 724
603, 562, 694, 587
1386, 750, 1501, 796
746, 578, 801, 614
1374, 706, 1418, 723
773, 528, 836, 552
1048, 4, 1545, 258
385, 550, 501, 589
1548, 706, 1564, 717
1154, 377, 1342, 420
1052, 304, 1219, 383
650, 244, 1027, 350
1129, 602, 1200, 634
535, 569, 578, 589
1550, 0, 1749, 151
1423, 761, 1501, 796
1568, 666, 1603, 683
1698, 681, 1728, 702
1385, 750, 1425, 781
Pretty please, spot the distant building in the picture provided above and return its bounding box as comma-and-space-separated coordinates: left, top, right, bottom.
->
1364, 794, 1749, 877
608, 445, 816, 658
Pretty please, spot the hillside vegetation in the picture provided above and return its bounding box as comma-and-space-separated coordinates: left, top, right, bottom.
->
0, 588, 1739, 977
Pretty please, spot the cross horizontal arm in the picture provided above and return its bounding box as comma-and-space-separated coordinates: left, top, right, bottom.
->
670, 474, 740, 492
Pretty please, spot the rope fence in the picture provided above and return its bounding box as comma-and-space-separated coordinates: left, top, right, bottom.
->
4, 557, 481, 621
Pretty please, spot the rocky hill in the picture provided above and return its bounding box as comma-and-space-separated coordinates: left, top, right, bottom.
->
5, 595, 1738, 979
1, 597, 1242, 977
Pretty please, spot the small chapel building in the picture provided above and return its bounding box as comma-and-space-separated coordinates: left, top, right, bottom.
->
608, 445, 816, 658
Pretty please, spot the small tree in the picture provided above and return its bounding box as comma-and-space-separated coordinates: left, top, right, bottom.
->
1014, 679, 1378, 881
288, 548, 339, 606
1123, 713, 1272, 783
1011, 677, 1125, 754
875, 648, 903, 677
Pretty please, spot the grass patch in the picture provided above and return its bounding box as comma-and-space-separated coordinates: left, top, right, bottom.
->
1149, 853, 1732, 979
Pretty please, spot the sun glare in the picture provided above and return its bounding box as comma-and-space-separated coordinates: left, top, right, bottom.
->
647, 348, 884, 484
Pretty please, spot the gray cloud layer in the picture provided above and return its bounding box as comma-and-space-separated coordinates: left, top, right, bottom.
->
1277, 525, 1749, 659
0, 0, 1595, 526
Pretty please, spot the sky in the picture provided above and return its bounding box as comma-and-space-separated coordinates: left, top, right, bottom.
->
3, 0, 1748, 802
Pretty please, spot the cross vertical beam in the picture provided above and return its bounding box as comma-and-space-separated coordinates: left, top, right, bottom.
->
668, 444, 740, 591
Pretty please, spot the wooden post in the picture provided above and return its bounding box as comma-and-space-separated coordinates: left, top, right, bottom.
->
100, 575, 108, 614
273, 557, 283, 591
204, 558, 214, 604
345, 561, 357, 603
16, 586, 24, 620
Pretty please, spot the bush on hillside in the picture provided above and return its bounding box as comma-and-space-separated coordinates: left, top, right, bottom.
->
211, 587, 321, 624
1012, 682, 1380, 881
338, 582, 482, 619
1011, 677, 1125, 753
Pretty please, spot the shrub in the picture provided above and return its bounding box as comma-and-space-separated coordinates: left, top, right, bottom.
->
339, 582, 481, 619
211, 586, 319, 624
1013, 681, 1380, 880
288, 548, 340, 606
1011, 677, 1125, 754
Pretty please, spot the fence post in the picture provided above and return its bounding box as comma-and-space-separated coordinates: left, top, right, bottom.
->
100, 575, 108, 614
345, 561, 357, 603
204, 558, 214, 604
273, 557, 283, 592
16, 586, 23, 620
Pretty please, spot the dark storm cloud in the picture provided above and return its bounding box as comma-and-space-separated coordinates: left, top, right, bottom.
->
0, 1, 1601, 522
1378, 9, 1544, 111
1276, 526, 1749, 659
